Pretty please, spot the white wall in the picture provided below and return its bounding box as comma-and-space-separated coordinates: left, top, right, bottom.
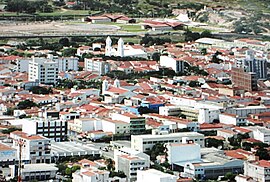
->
166, 143, 201, 164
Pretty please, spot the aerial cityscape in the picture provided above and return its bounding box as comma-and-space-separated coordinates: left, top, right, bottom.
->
0, 0, 269, 181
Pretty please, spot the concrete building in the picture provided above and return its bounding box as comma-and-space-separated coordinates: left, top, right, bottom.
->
236, 50, 267, 79
28, 57, 59, 84
10, 131, 51, 164
131, 132, 204, 152
84, 58, 110, 75
226, 106, 270, 118
137, 169, 177, 182
231, 67, 257, 91
182, 151, 243, 179
21, 118, 68, 142
101, 118, 130, 135
240, 160, 270, 182
16, 58, 31, 72
111, 113, 146, 135
68, 118, 99, 134
114, 147, 149, 182
219, 113, 247, 126
72, 168, 110, 182
159, 106, 182, 116
166, 142, 201, 164
160, 56, 185, 73
10, 163, 58, 181
248, 126, 270, 144
51, 141, 100, 160
55, 57, 79, 72
0, 143, 17, 166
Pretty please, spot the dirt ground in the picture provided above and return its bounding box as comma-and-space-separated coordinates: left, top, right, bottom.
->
0, 21, 120, 35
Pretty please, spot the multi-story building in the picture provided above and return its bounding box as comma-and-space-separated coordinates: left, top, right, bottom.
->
16, 58, 31, 72
137, 169, 177, 182
10, 131, 51, 164
112, 113, 146, 135
68, 118, 98, 134
21, 118, 68, 142
231, 67, 258, 91
0, 143, 17, 166
56, 57, 79, 72
248, 126, 270, 144
236, 50, 267, 79
160, 56, 185, 73
84, 58, 110, 75
131, 132, 204, 152
101, 118, 130, 135
28, 57, 59, 84
114, 147, 150, 182
241, 160, 270, 182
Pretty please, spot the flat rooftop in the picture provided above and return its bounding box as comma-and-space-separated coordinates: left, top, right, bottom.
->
21, 163, 58, 172
131, 132, 204, 139
51, 142, 100, 156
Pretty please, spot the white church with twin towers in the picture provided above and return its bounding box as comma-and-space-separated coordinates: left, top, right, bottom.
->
104, 36, 148, 59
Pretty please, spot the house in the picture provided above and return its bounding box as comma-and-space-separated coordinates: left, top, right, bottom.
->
85, 16, 111, 23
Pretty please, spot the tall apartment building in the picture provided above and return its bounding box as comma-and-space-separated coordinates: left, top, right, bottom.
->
28, 57, 59, 84
236, 50, 267, 79
231, 67, 257, 91
56, 57, 79, 72
84, 58, 110, 75
10, 131, 51, 164
111, 113, 146, 135
21, 118, 68, 142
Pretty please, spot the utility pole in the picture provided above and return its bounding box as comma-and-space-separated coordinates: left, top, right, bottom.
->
17, 139, 24, 182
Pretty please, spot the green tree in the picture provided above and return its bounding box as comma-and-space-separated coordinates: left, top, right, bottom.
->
205, 138, 223, 148
59, 38, 70, 47
201, 30, 212, 38
17, 100, 37, 109
62, 48, 77, 57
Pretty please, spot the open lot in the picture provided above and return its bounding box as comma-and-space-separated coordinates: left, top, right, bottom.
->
0, 21, 121, 36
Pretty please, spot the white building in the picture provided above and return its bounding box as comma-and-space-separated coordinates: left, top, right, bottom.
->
182, 150, 243, 179
101, 118, 130, 135
10, 131, 51, 164
160, 55, 185, 73
114, 147, 150, 182
248, 126, 270, 144
68, 118, 99, 133
10, 163, 58, 181
55, 57, 79, 72
77, 46, 91, 57
0, 143, 17, 166
84, 58, 110, 75
16, 58, 31, 72
226, 106, 270, 118
131, 132, 204, 152
137, 169, 177, 182
21, 118, 68, 142
219, 113, 246, 126
166, 142, 201, 164
105, 36, 147, 58
72, 168, 110, 182
28, 57, 59, 84
239, 160, 270, 182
